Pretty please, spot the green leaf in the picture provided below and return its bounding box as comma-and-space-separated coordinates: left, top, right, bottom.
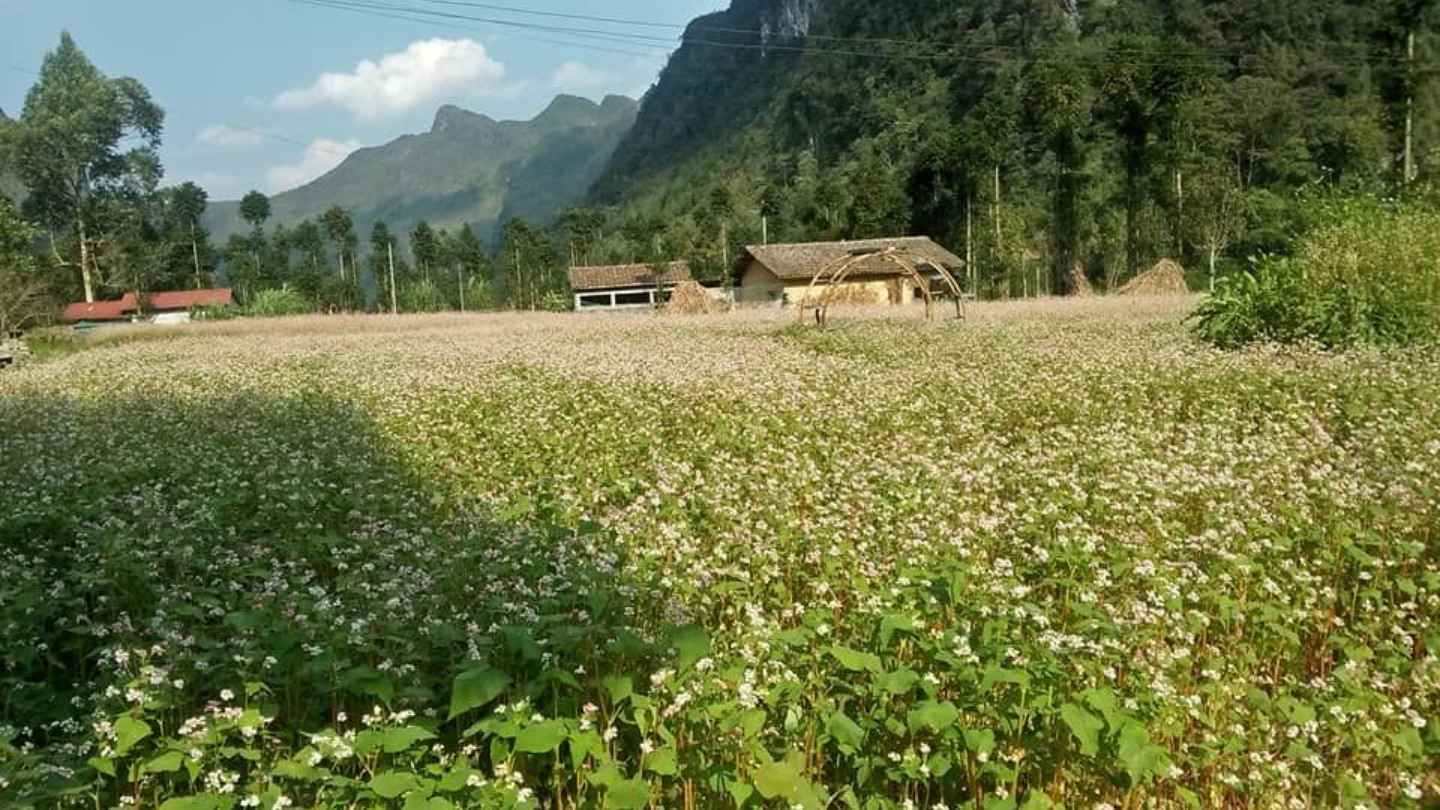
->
1060, 702, 1104, 757
963, 728, 996, 755
980, 666, 1031, 693
829, 645, 883, 673
906, 700, 959, 734
448, 668, 510, 721
515, 720, 568, 754
383, 725, 438, 753
1393, 726, 1424, 757
602, 675, 633, 704
371, 771, 420, 799
827, 710, 865, 750
114, 716, 152, 757
753, 758, 820, 808
606, 778, 651, 809
876, 668, 920, 696
1019, 793, 1054, 810
879, 613, 917, 646
726, 779, 754, 808
670, 625, 711, 670
645, 747, 678, 775
87, 756, 116, 778
1117, 724, 1170, 785
143, 751, 185, 774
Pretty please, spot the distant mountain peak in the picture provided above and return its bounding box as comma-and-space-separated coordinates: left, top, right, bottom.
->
431, 104, 494, 134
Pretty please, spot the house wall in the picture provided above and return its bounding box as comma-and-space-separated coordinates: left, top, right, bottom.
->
737, 260, 786, 305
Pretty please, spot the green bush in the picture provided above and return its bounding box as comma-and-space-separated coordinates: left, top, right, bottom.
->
400, 279, 449, 313
1193, 198, 1440, 349
247, 286, 313, 318
540, 290, 573, 312
190, 304, 239, 321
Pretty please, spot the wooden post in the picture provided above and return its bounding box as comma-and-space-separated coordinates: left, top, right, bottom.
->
387, 241, 398, 315
457, 262, 466, 313
762, 214, 768, 245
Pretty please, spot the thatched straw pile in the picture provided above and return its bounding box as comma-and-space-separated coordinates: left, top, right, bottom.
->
665, 281, 724, 315
1118, 259, 1190, 296
1070, 263, 1095, 297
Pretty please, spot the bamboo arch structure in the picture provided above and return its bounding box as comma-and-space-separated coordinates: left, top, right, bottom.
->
797, 247, 968, 327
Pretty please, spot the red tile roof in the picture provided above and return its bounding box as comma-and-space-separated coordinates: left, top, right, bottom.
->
59, 289, 234, 323
60, 294, 137, 323
147, 289, 233, 311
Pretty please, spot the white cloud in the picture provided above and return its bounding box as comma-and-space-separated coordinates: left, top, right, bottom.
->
265, 138, 363, 193
197, 125, 264, 149
274, 38, 506, 120
550, 61, 615, 96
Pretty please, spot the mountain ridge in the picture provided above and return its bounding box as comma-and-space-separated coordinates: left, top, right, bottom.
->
204, 93, 638, 247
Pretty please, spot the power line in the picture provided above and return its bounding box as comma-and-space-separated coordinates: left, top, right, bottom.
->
404, 0, 688, 30
297, 0, 1418, 70
294, 0, 672, 57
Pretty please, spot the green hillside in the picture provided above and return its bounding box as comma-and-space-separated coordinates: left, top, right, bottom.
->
205, 94, 638, 247
587, 0, 1438, 293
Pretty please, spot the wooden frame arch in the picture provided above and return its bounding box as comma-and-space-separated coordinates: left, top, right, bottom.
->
797, 247, 968, 327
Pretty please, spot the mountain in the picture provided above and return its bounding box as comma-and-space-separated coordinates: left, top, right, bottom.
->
586, 0, 1432, 290
205, 94, 638, 246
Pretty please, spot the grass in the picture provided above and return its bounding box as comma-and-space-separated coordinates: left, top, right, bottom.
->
1, 296, 1436, 809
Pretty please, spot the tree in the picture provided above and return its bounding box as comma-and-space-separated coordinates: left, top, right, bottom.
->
168, 182, 210, 288
237, 190, 271, 288
13, 32, 164, 302
370, 221, 402, 314
239, 190, 270, 233
1187, 168, 1246, 291
321, 206, 354, 282
451, 223, 491, 311
0, 197, 49, 335
410, 221, 438, 284
1027, 45, 1095, 294
845, 144, 910, 238
290, 219, 327, 299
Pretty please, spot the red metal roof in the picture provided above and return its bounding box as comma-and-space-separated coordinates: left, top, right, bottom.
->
60, 294, 137, 323
59, 289, 234, 323
146, 289, 233, 311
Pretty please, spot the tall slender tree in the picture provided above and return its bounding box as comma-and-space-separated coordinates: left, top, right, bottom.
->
322, 206, 354, 282
169, 182, 209, 289
14, 32, 163, 302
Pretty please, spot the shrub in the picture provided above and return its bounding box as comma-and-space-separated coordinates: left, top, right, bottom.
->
400, 279, 449, 313
1193, 198, 1440, 349
540, 290, 573, 312
190, 304, 238, 321
247, 286, 312, 318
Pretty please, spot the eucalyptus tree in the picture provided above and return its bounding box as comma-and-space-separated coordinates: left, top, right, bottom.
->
13, 32, 164, 302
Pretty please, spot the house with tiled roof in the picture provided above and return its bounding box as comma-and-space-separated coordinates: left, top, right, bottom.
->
567, 262, 693, 312
60, 289, 234, 325
736, 237, 964, 307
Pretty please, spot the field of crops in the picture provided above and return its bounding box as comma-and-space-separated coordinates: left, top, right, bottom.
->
2, 298, 1438, 810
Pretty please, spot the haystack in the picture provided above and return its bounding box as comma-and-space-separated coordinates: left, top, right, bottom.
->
1070, 263, 1095, 297
1118, 259, 1190, 296
665, 281, 723, 315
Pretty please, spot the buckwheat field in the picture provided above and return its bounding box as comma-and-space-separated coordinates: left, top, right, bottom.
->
2, 298, 1437, 810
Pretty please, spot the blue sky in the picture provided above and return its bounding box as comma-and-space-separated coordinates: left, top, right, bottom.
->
1, 0, 722, 200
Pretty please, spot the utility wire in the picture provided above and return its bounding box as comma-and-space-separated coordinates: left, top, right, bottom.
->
294, 0, 673, 57
299, 0, 1420, 70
